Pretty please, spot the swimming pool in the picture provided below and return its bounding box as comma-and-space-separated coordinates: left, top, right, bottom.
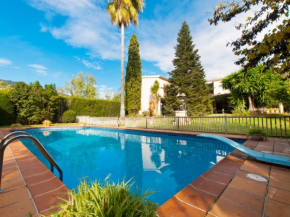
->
20, 127, 244, 205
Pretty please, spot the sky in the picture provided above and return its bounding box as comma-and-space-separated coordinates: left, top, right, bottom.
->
0, 0, 247, 98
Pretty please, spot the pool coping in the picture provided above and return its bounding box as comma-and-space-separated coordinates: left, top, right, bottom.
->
1, 126, 290, 216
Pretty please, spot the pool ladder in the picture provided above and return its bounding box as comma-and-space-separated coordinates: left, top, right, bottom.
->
0, 131, 63, 193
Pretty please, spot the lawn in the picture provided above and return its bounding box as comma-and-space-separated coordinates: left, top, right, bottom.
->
0, 123, 81, 129
2, 114, 290, 137
126, 115, 290, 137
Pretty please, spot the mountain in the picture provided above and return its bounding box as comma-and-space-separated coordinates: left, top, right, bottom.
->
0, 79, 16, 85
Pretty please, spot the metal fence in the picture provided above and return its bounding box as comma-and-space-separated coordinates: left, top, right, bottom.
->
76, 116, 119, 127
125, 116, 290, 137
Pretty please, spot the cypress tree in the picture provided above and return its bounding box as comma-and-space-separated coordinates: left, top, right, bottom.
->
125, 34, 142, 115
163, 21, 212, 116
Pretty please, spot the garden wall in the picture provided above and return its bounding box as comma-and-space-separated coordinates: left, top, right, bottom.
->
76, 116, 119, 126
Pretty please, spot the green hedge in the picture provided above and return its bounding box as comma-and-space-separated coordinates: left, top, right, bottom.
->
64, 97, 120, 117
0, 93, 120, 125
62, 110, 76, 123
0, 90, 15, 125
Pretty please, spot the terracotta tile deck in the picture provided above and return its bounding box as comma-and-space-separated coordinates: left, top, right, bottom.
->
1, 126, 290, 217
157, 138, 290, 217
0, 129, 68, 216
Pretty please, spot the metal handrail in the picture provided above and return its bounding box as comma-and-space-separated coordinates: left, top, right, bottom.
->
0, 134, 63, 192
0, 131, 31, 179
0, 131, 31, 147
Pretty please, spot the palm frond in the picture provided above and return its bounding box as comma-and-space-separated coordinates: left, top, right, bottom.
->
106, 0, 144, 28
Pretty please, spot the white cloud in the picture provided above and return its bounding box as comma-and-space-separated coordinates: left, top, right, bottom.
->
0, 58, 12, 67
142, 69, 161, 76
193, 21, 242, 79
74, 56, 102, 70
40, 23, 48, 32
97, 84, 114, 99
140, 41, 175, 72
135, 1, 267, 78
28, 64, 48, 76
52, 71, 62, 78
132, 2, 244, 78
28, 0, 120, 60
27, 0, 269, 79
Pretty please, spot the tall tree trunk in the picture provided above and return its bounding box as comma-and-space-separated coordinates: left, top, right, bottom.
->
120, 23, 125, 124
248, 95, 255, 112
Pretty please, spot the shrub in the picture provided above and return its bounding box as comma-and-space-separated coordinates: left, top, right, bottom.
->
55, 178, 157, 217
43, 120, 52, 126
0, 90, 15, 125
246, 128, 268, 140
142, 110, 150, 117
62, 110, 76, 123
65, 97, 120, 117
11, 123, 22, 129
129, 113, 143, 117
10, 82, 59, 125
232, 109, 250, 116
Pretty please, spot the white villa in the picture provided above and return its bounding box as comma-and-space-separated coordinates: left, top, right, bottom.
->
206, 78, 230, 96
140, 75, 169, 116
139, 76, 229, 116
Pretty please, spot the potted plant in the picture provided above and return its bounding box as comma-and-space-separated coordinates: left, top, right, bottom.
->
246, 128, 268, 141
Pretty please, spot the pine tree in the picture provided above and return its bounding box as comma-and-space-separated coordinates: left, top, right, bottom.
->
125, 34, 142, 115
163, 21, 212, 116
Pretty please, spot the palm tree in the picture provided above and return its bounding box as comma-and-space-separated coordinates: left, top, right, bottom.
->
107, 0, 144, 124
222, 64, 273, 112
150, 80, 160, 115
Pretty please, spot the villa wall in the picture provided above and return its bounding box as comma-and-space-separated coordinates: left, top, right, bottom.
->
140, 76, 169, 115
139, 76, 230, 116
206, 78, 230, 96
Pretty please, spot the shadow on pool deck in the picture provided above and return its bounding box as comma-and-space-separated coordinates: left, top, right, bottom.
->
0, 127, 290, 217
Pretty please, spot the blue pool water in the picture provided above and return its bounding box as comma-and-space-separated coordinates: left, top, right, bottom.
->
20, 127, 244, 205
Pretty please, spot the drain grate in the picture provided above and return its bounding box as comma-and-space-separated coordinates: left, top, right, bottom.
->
246, 173, 268, 182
